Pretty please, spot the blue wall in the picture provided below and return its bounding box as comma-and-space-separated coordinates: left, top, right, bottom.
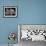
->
0, 0, 46, 44
0, 0, 18, 44
18, 0, 46, 24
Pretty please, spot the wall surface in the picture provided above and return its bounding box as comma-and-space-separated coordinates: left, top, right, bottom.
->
18, 0, 46, 24
0, 0, 46, 45
0, 0, 18, 44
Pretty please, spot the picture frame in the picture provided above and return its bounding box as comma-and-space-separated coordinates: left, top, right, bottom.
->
3, 6, 17, 18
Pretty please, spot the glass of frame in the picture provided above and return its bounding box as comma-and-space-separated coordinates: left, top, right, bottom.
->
3, 6, 17, 18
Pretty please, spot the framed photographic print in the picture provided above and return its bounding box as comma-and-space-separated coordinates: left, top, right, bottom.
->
3, 6, 17, 18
